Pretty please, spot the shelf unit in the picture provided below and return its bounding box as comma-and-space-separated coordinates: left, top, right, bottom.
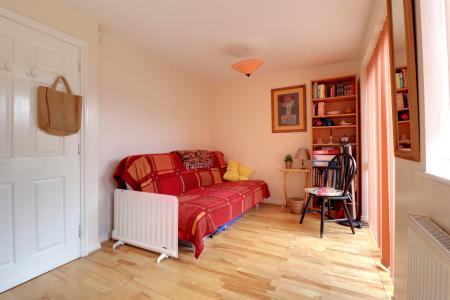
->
310, 75, 361, 219
394, 66, 411, 151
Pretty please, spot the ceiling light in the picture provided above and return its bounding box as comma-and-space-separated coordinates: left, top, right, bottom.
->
231, 59, 264, 77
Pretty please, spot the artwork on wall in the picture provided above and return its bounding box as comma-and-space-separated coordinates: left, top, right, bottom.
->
271, 84, 307, 133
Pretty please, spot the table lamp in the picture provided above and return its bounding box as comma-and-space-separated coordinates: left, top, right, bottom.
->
295, 148, 310, 169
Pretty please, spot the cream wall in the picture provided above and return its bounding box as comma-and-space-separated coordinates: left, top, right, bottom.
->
393, 0, 450, 298
0, 0, 100, 254
210, 61, 359, 205
98, 32, 213, 240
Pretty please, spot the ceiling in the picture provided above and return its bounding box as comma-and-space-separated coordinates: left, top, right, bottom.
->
67, 0, 375, 82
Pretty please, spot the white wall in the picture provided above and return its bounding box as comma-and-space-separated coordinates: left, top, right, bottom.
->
210, 61, 359, 204
98, 32, 213, 240
393, 0, 450, 298
0, 0, 100, 254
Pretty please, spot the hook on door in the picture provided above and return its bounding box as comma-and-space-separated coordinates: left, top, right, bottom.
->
26, 67, 38, 78
0, 61, 11, 72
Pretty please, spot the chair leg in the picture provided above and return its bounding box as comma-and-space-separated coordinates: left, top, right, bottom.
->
300, 194, 312, 224
343, 199, 355, 234
320, 198, 325, 238
328, 198, 332, 219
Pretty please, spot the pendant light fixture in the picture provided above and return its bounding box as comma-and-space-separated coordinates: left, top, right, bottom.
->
231, 59, 264, 77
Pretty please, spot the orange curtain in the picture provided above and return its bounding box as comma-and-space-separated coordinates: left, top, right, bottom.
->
366, 21, 395, 271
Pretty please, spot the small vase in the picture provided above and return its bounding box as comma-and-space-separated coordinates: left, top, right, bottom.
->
285, 161, 293, 169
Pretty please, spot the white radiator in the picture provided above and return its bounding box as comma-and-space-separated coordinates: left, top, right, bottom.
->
112, 189, 178, 263
408, 215, 450, 300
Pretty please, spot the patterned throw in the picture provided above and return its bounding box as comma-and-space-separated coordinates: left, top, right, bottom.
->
113, 151, 269, 258
175, 150, 213, 170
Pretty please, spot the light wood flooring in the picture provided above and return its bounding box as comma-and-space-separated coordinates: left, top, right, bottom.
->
0, 204, 392, 300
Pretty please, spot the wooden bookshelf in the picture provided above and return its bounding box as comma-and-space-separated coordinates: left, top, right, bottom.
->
394, 66, 412, 152
310, 75, 361, 219
312, 95, 356, 103
312, 113, 356, 118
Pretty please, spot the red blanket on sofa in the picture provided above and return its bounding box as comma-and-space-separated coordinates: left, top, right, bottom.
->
113, 152, 270, 258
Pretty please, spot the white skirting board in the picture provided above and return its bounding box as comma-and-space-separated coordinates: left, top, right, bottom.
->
112, 189, 178, 263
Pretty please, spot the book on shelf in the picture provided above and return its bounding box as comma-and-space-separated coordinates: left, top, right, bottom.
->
336, 83, 344, 96
315, 81, 354, 99
403, 92, 409, 108
313, 82, 318, 99
402, 68, 408, 88
343, 82, 354, 96
395, 68, 407, 89
313, 149, 339, 155
396, 93, 404, 110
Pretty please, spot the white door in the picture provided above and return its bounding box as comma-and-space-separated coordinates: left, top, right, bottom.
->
0, 15, 81, 292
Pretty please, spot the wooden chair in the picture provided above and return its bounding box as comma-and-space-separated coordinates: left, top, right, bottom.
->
300, 154, 356, 238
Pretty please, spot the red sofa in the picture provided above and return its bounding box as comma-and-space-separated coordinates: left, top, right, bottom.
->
113, 151, 270, 258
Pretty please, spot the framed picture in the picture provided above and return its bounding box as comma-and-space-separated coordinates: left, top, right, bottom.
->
271, 84, 307, 133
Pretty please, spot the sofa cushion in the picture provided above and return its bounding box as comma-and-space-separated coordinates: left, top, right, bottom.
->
238, 164, 254, 180
175, 150, 213, 170
223, 159, 240, 181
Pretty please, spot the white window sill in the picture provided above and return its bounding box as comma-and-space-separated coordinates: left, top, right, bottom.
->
418, 171, 450, 186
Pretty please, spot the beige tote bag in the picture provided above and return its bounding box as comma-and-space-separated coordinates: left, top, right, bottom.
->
37, 76, 82, 136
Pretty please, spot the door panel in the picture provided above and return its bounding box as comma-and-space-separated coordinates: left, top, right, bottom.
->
13, 78, 64, 157
0, 33, 13, 62
34, 177, 65, 252
0, 183, 14, 267
0, 75, 11, 157
0, 14, 81, 292
32, 44, 64, 75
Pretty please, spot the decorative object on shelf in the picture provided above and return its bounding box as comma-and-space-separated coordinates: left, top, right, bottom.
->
313, 119, 323, 126
339, 120, 353, 126
399, 111, 410, 121
339, 135, 350, 143
271, 85, 307, 133
323, 118, 334, 126
284, 154, 293, 169
295, 148, 310, 169
318, 102, 325, 116
328, 130, 334, 144
344, 107, 353, 114
400, 134, 410, 141
231, 59, 264, 77
313, 118, 335, 127
326, 110, 341, 115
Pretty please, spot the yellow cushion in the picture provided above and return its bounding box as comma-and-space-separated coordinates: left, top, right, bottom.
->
238, 164, 254, 180
223, 160, 240, 181
238, 175, 249, 181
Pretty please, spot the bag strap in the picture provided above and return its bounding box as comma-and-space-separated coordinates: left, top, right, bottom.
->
51, 76, 73, 94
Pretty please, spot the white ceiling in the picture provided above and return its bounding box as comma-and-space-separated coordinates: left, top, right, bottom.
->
67, 0, 375, 81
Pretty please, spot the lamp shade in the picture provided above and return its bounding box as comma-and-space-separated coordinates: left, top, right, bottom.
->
231, 59, 264, 77
295, 148, 310, 160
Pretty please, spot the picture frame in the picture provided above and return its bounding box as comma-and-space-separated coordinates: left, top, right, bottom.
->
271, 84, 307, 133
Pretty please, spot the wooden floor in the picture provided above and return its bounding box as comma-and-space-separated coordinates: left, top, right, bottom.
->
1, 204, 392, 300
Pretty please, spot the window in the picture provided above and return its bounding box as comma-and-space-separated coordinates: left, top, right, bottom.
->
421, 0, 450, 180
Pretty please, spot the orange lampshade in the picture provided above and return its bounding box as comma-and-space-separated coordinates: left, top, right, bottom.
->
231, 59, 264, 77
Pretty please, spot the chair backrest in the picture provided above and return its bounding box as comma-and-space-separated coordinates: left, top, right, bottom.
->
324, 153, 357, 194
